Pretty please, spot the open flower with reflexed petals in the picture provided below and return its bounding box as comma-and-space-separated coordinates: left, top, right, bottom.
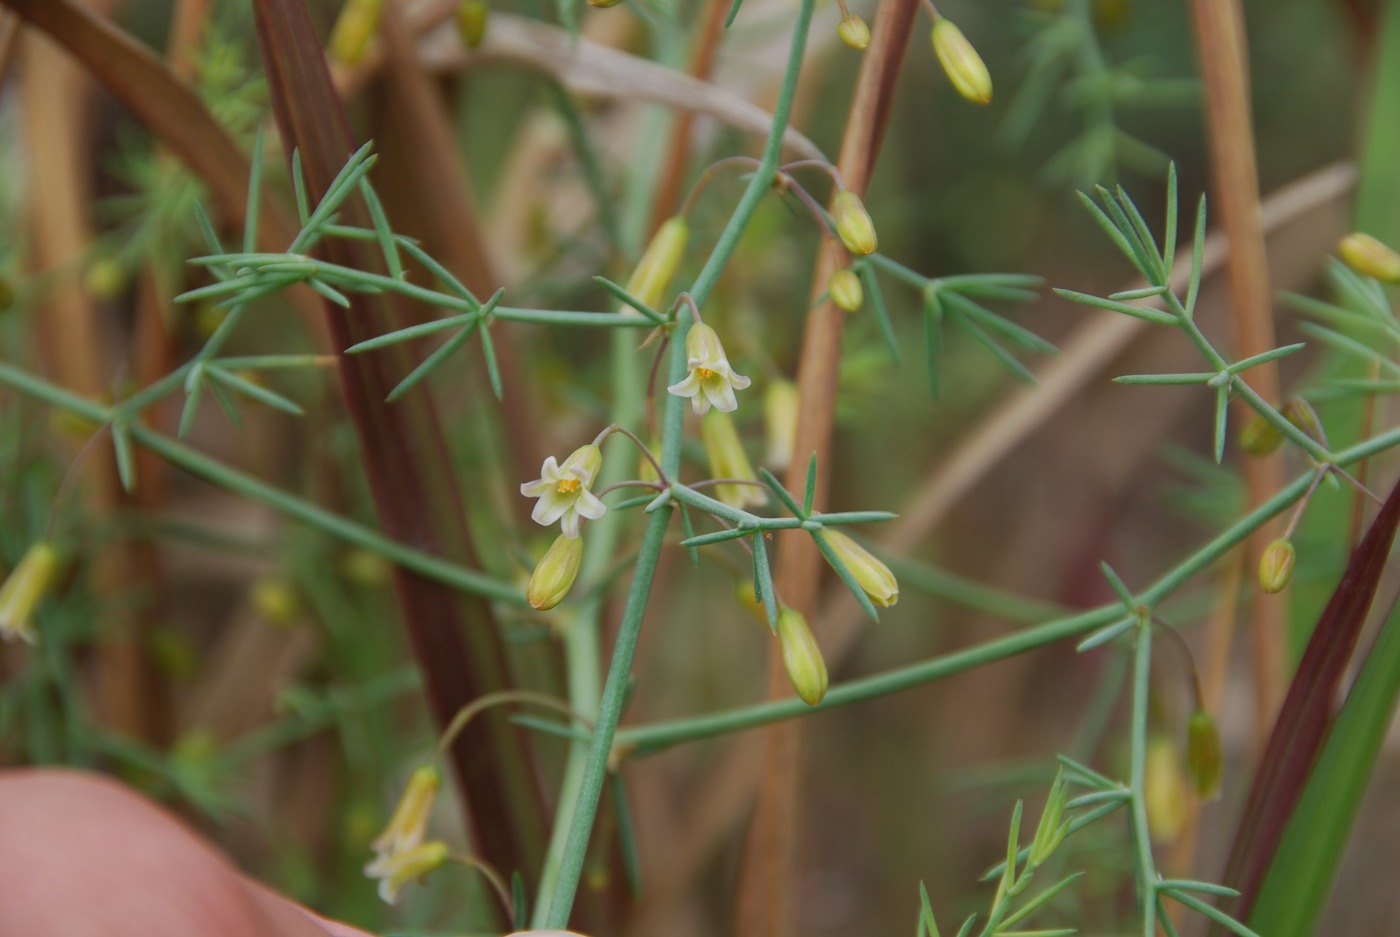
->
520, 444, 606, 538
667, 323, 751, 416
365, 840, 450, 904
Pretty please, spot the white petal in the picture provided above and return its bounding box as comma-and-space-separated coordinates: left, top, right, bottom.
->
690, 393, 712, 416
532, 492, 569, 527
704, 378, 739, 413
668, 373, 701, 399
559, 509, 581, 539
728, 370, 751, 390
575, 489, 607, 521
520, 477, 554, 497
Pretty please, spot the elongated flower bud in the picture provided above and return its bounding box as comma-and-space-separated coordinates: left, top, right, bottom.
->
1259, 538, 1295, 594
832, 190, 878, 256
837, 13, 871, 49
822, 528, 898, 607
1339, 232, 1400, 283
625, 217, 689, 312
764, 379, 800, 471
777, 607, 828, 705
0, 542, 62, 644
931, 18, 992, 105
1143, 736, 1186, 844
701, 410, 765, 508
828, 268, 863, 312
1187, 708, 1223, 800
251, 577, 301, 626
1238, 414, 1283, 456
456, 0, 489, 49
528, 534, 584, 610
329, 0, 386, 66
371, 764, 440, 860
367, 840, 451, 904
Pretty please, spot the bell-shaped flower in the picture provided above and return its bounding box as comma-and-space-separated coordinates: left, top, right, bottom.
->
520, 444, 606, 539
369, 764, 440, 862
667, 323, 751, 416
365, 840, 450, 904
0, 542, 62, 644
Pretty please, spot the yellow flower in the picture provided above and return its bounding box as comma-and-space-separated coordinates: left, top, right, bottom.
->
365, 840, 450, 904
528, 534, 585, 610
777, 607, 828, 705
763, 379, 800, 471
370, 765, 440, 863
701, 410, 765, 508
329, 0, 386, 66
520, 444, 606, 538
1338, 232, 1400, 283
667, 323, 752, 416
625, 217, 689, 312
821, 529, 898, 607
837, 13, 871, 49
931, 18, 992, 105
1258, 538, 1295, 594
0, 542, 62, 644
832, 190, 878, 256
828, 268, 863, 312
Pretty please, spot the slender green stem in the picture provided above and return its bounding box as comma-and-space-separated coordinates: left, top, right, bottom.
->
614, 471, 1315, 755
0, 362, 525, 606
540, 0, 816, 921
1128, 618, 1158, 937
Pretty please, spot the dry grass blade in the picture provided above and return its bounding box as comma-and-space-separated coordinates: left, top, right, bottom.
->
251, 0, 547, 899
0, 0, 297, 252
1218, 471, 1400, 923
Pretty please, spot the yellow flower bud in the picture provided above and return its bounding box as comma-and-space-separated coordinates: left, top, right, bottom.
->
832, 190, 878, 256
342, 548, 392, 586
763, 379, 800, 471
528, 533, 584, 610
456, 0, 489, 49
0, 542, 63, 644
625, 217, 689, 312
822, 528, 898, 607
777, 606, 828, 706
371, 765, 440, 860
701, 410, 765, 508
85, 256, 126, 300
329, 0, 386, 66
931, 18, 992, 105
250, 577, 301, 626
837, 13, 870, 49
828, 268, 863, 313
1238, 414, 1283, 456
1338, 232, 1400, 283
1259, 538, 1295, 594
1187, 708, 1223, 800
1143, 735, 1186, 844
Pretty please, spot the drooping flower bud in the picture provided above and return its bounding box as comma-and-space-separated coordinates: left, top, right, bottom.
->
0, 542, 63, 644
777, 606, 828, 706
370, 764, 440, 860
625, 217, 689, 312
456, 0, 489, 49
832, 190, 878, 256
931, 18, 992, 105
828, 268, 864, 312
251, 577, 301, 626
822, 528, 898, 607
1338, 232, 1400, 283
1258, 538, 1295, 594
1143, 735, 1186, 844
329, 0, 386, 66
837, 13, 871, 49
528, 534, 585, 610
1187, 708, 1223, 800
763, 379, 800, 471
1238, 414, 1283, 456
701, 410, 765, 508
